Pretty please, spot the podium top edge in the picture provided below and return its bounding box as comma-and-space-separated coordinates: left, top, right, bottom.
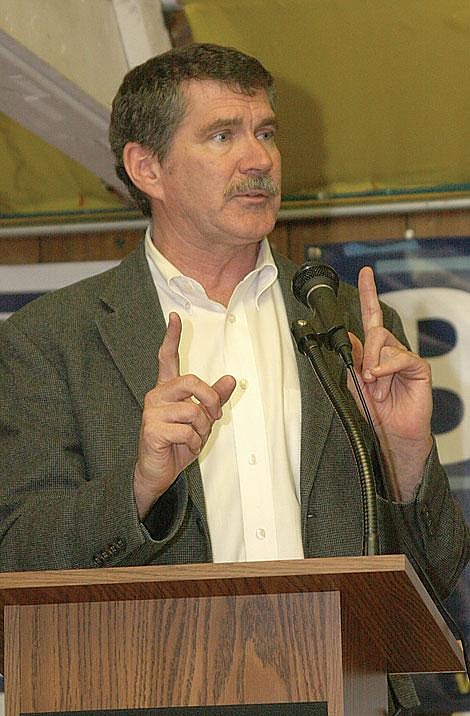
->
0, 554, 410, 594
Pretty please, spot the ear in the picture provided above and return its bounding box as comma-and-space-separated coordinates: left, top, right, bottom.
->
122, 142, 164, 201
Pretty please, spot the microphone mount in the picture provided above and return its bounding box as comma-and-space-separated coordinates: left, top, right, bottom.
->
292, 262, 353, 366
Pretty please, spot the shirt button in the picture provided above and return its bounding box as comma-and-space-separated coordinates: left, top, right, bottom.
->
239, 379, 248, 390
248, 454, 257, 465
256, 528, 266, 540
227, 313, 236, 324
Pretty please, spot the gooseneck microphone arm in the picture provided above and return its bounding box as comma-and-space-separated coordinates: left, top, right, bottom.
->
292, 319, 379, 556
292, 262, 379, 556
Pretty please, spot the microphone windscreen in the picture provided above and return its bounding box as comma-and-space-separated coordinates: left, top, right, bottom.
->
292, 263, 339, 307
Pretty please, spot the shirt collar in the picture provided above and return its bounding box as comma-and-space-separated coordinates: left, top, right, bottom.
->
145, 228, 278, 310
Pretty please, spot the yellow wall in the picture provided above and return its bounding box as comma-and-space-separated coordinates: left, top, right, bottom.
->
184, 0, 470, 199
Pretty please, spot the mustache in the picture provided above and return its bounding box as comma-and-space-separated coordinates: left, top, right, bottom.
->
224, 176, 280, 200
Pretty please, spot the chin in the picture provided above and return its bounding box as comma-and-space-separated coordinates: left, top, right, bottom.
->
232, 211, 278, 241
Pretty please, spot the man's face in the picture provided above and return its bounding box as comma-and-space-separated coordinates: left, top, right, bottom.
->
154, 79, 281, 250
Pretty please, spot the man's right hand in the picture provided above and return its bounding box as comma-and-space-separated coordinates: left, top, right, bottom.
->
133, 312, 236, 520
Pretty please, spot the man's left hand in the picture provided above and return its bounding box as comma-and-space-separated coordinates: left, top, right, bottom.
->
348, 266, 433, 500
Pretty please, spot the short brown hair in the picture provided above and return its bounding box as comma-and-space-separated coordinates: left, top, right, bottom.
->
109, 43, 276, 216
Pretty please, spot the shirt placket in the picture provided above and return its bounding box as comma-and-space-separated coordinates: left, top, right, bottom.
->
224, 300, 278, 560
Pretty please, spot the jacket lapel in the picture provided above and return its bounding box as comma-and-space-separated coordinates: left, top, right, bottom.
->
95, 240, 209, 525
95, 241, 164, 408
275, 252, 350, 525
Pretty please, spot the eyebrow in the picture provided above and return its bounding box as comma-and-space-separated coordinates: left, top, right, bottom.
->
198, 115, 278, 138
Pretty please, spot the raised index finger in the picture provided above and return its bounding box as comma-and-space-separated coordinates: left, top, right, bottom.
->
358, 266, 383, 333
157, 312, 182, 384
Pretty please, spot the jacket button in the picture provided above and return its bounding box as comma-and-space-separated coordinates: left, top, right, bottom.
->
420, 505, 434, 533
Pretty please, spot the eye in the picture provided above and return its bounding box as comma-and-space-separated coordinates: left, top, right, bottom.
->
257, 128, 276, 142
213, 131, 231, 143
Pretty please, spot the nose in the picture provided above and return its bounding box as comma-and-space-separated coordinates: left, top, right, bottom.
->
238, 134, 276, 175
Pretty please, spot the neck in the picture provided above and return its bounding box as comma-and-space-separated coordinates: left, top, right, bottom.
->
150, 224, 262, 307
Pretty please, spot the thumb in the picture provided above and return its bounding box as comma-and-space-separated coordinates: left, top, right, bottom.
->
212, 375, 237, 411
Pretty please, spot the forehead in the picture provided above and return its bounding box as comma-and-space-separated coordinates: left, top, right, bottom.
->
180, 79, 274, 124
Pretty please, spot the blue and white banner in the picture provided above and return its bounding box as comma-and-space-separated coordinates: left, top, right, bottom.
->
0, 261, 118, 321
307, 236, 470, 713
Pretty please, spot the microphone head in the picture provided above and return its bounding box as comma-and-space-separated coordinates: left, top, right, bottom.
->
292, 262, 339, 308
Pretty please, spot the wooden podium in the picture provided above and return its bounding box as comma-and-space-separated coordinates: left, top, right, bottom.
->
0, 555, 464, 716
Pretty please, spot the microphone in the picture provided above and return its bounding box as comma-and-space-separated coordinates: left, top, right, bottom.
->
292, 262, 353, 366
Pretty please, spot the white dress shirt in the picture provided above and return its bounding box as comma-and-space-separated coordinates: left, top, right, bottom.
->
145, 230, 303, 562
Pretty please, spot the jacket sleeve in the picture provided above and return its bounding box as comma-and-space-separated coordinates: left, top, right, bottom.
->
377, 442, 470, 599
0, 318, 188, 572
372, 301, 470, 599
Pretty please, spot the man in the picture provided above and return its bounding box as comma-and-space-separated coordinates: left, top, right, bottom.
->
0, 43, 468, 708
